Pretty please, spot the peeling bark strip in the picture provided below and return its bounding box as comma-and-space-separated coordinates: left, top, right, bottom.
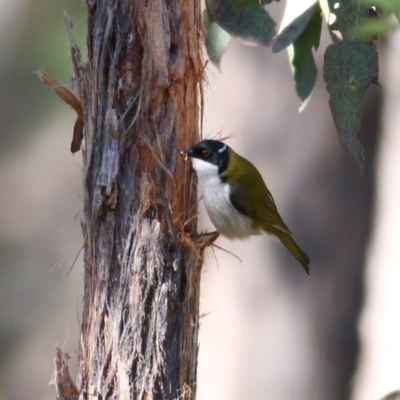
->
66, 1, 204, 398
52, 348, 79, 400
35, 69, 84, 153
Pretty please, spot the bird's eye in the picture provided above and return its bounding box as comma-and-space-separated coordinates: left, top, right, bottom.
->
201, 149, 210, 157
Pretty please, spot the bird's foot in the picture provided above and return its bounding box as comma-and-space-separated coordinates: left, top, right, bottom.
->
191, 231, 220, 248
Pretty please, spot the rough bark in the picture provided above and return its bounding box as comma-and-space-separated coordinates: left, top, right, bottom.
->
65, 1, 204, 398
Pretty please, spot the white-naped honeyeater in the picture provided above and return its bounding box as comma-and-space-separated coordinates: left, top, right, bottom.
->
182, 139, 310, 274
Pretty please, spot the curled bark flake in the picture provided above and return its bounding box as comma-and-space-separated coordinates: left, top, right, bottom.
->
51, 348, 78, 400
36, 70, 83, 117
71, 117, 84, 153
36, 70, 84, 153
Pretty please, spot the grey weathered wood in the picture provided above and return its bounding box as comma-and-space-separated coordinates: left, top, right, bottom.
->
64, 1, 205, 398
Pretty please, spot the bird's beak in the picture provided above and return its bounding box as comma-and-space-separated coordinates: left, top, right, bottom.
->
180, 148, 194, 161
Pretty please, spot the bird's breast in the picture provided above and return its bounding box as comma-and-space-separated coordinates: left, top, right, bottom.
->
192, 159, 260, 239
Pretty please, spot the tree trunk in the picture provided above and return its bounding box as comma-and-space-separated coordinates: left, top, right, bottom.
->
65, 1, 204, 398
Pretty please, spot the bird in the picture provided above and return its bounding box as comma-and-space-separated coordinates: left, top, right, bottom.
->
182, 139, 310, 274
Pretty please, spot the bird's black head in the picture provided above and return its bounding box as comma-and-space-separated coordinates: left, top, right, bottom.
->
183, 140, 229, 173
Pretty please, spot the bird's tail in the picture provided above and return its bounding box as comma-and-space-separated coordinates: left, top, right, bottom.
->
271, 228, 310, 274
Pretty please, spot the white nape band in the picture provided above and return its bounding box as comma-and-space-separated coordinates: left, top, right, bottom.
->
218, 144, 227, 153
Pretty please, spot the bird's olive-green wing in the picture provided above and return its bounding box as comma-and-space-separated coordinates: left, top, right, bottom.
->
229, 183, 290, 233
221, 151, 290, 234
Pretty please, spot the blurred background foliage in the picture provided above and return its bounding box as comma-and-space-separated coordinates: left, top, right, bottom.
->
0, 1, 86, 399
1, 1, 400, 400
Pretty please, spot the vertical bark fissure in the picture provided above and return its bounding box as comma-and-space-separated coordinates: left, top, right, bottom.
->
67, 0, 204, 398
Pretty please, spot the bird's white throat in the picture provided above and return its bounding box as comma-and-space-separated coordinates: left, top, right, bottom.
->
191, 158, 219, 181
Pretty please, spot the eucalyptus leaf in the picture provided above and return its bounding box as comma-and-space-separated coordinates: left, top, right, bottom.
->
291, 5, 322, 105
323, 40, 378, 168
206, 0, 276, 46
203, 9, 231, 69
273, 2, 318, 53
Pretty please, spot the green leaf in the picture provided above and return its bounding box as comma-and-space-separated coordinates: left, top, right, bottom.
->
206, 0, 276, 46
323, 40, 378, 168
273, 1, 319, 53
203, 9, 231, 69
272, 0, 322, 106
290, 5, 322, 105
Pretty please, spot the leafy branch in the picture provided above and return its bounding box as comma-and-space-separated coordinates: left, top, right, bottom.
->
203, 0, 398, 168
